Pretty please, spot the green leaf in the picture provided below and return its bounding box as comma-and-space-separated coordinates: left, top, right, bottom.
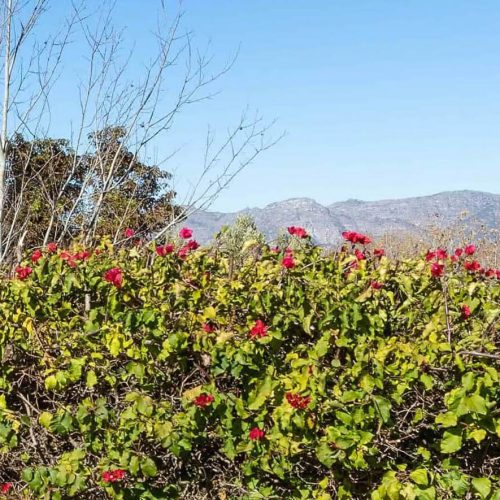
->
141, 457, 157, 477
39, 412, 53, 429
86, 370, 98, 388
248, 376, 274, 410
410, 469, 429, 486
465, 394, 488, 415
440, 429, 462, 454
468, 428, 486, 443
471, 478, 491, 499
373, 395, 391, 423
435, 412, 457, 428
45, 375, 57, 391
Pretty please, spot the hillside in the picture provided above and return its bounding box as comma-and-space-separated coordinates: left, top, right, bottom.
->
186, 190, 500, 245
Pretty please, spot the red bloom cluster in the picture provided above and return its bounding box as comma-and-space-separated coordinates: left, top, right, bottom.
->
426, 248, 448, 261
249, 320, 268, 339
156, 243, 174, 257
430, 263, 444, 278
60, 249, 91, 268
485, 268, 500, 279
202, 322, 216, 333
0, 483, 12, 494
179, 227, 193, 239
373, 248, 385, 257
102, 469, 126, 483
464, 260, 481, 272
31, 249, 43, 263
342, 231, 371, 245
15, 266, 32, 280
354, 249, 366, 261
371, 281, 383, 289
286, 392, 311, 409
282, 254, 296, 269
178, 239, 199, 259
104, 268, 123, 288
461, 304, 471, 320
464, 244, 476, 256
193, 393, 214, 408
47, 242, 58, 253
249, 427, 266, 440
124, 228, 135, 238
287, 226, 308, 238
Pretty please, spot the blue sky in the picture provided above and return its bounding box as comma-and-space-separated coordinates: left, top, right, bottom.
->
46, 1, 500, 211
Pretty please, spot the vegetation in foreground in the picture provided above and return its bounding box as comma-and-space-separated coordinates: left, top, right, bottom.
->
0, 226, 499, 499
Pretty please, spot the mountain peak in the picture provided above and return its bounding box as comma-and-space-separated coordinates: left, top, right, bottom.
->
187, 191, 500, 244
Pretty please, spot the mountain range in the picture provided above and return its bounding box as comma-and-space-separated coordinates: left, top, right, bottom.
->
186, 190, 500, 245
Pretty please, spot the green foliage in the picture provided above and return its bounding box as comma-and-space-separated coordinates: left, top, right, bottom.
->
0, 238, 499, 498
5, 128, 178, 252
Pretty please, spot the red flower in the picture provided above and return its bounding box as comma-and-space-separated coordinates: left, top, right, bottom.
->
47, 242, 58, 253
58, 251, 74, 267
342, 231, 371, 245
0, 483, 12, 494
287, 226, 308, 238
156, 244, 174, 257
373, 248, 385, 257
102, 469, 126, 483
15, 266, 32, 280
454, 248, 463, 257
282, 255, 296, 269
435, 248, 448, 260
31, 249, 43, 263
74, 250, 91, 261
286, 392, 311, 409
425, 250, 436, 262
485, 268, 495, 278
464, 260, 481, 272
461, 304, 471, 320
249, 427, 266, 440
430, 263, 444, 278
450, 255, 458, 263
186, 239, 199, 250
179, 227, 193, 239
202, 322, 216, 333
249, 320, 268, 339
124, 228, 135, 238
354, 249, 365, 261
193, 393, 214, 408
178, 245, 190, 260
464, 244, 476, 256
371, 281, 383, 289
104, 268, 123, 288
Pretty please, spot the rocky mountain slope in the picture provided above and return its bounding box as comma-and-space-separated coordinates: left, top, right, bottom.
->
186, 190, 500, 245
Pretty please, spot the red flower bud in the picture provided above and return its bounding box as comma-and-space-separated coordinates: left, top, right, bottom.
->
249, 320, 268, 339
179, 227, 193, 239
193, 393, 214, 408
104, 267, 123, 288
249, 427, 266, 440
31, 249, 43, 263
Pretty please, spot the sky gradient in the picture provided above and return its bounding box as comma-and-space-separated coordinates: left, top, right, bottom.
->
46, 1, 500, 211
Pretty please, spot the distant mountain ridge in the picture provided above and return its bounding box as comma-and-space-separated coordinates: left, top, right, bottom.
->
186, 190, 500, 245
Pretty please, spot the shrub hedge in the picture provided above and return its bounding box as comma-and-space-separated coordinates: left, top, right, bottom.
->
0, 232, 499, 499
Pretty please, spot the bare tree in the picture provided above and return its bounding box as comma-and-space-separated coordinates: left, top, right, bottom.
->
0, 0, 280, 264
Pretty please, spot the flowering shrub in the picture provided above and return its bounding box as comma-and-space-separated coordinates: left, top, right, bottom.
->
0, 233, 499, 498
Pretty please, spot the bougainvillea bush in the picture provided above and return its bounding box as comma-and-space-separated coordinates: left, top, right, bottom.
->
0, 229, 499, 499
